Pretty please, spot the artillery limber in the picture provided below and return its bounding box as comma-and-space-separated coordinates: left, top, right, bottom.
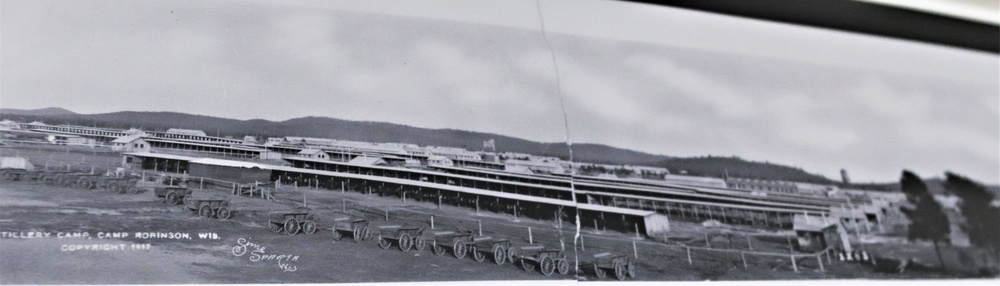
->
513, 245, 570, 276
375, 224, 426, 252
330, 217, 372, 242
587, 252, 635, 281
428, 229, 476, 259
152, 186, 191, 205
184, 196, 233, 220
469, 235, 513, 265
266, 207, 317, 235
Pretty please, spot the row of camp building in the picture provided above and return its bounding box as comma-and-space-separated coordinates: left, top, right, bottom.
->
121, 152, 886, 241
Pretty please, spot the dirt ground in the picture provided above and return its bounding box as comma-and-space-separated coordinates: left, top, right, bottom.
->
1, 146, 993, 283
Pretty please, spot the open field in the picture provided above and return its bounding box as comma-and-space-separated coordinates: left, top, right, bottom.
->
2, 147, 995, 283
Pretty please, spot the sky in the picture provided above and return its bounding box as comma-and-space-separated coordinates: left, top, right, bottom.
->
1, 0, 997, 184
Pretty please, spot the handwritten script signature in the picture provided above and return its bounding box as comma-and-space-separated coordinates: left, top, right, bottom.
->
231, 237, 298, 272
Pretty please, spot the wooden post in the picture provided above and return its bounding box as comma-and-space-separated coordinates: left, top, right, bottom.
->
741, 252, 747, 268
431, 215, 435, 229
791, 255, 798, 272
476, 196, 480, 214
687, 247, 692, 265
594, 219, 599, 232
580, 234, 585, 250
402, 191, 406, 203
817, 255, 825, 272
787, 235, 794, 253
200, 177, 203, 189
747, 235, 753, 250
528, 227, 533, 244
341, 181, 345, 193
633, 240, 638, 259
705, 233, 711, 248
826, 248, 832, 264
384, 208, 388, 221
635, 224, 641, 238
478, 220, 482, 236
438, 194, 442, 208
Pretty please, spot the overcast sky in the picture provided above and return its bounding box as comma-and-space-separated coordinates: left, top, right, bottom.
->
2, 0, 997, 184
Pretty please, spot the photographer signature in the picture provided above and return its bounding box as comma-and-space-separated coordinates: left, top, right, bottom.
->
231, 237, 299, 272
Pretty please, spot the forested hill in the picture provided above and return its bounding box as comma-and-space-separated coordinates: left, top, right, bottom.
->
1, 109, 835, 184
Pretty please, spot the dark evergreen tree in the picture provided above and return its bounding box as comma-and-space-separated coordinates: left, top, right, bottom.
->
899, 170, 952, 273
944, 172, 1000, 272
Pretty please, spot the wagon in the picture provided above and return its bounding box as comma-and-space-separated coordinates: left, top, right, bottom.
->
1, 169, 30, 181
266, 207, 317, 235
375, 224, 426, 252
330, 217, 372, 242
428, 229, 476, 259
184, 197, 233, 220
469, 235, 513, 265
513, 245, 570, 276
588, 252, 635, 281
37, 170, 77, 186
95, 177, 139, 194
69, 173, 104, 189
55, 172, 94, 187
152, 186, 191, 205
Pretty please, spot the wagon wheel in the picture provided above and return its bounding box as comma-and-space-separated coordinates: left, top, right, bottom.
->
472, 246, 486, 262
283, 218, 300, 235
613, 261, 627, 281
557, 259, 570, 275
378, 236, 391, 249
269, 222, 282, 233
53, 174, 65, 186
107, 182, 121, 194
127, 186, 139, 195
216, 207, 232, 220
493, 245, 506, 265
519, 257, 535, 272
432, 241, 446, 256
398, 233, 412, 252
452, 240, 467, 259
415, 237, 427, 251
332, 228, 344, 241
302, 221, 317, 234
1, 172, 13, 181
627, 261, 636, 278
165, 192, 177, 205
506, 247, 517, 264
362, 227, 373, 241
199, 205, 215, 218
350, 226, 362, 242
540, 256, 556, 276
78, 178, 93, 189
594, 264, 606, 279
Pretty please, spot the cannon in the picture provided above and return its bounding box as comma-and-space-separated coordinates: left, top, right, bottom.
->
469, 235, 513, 265
184, 196, 233, 219
375, 224, 426, 252
428, 229, 476, 259
266, 207, 317, 235
587, 252, 635, 281
152, 186, 191, 205
513, 245, 570, 276
330, 217, 372, 242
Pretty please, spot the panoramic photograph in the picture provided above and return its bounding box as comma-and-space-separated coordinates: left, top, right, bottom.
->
1, 0, 997, 284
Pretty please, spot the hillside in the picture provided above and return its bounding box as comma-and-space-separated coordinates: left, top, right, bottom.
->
1, 109, 836, 183
0, 107, 76, 116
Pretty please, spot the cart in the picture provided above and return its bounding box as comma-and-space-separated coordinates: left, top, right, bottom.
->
330, 217, 372, 242
184, 196, 233, 219
428, 229, 476, 259
375, 224, 426, 252
470, 235, 513, 265
513, 245, 570, 276
587, 252, 635, 281
38, 170, 76, 186
266, 207, 317, 235
152, 186, 191, 205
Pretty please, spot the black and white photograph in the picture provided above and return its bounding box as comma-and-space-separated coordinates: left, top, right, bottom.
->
1, 0, 998, 284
